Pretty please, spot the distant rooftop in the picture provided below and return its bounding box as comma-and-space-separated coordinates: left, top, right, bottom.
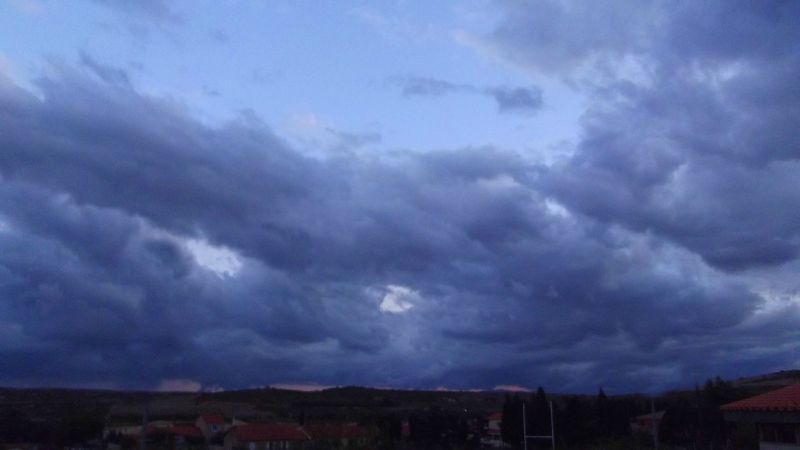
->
200, 414, 225, 424
721, 384, 800, 412
232, 424, 310, 443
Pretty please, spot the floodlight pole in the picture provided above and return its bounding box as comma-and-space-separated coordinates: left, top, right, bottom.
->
522, 401, 528, 450
549, 400, 555, 450
522, 400, 556, 450
651, 398, 659, 450
140, 402, 149, 450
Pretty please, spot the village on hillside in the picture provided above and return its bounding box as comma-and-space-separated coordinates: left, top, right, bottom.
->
1, 371, 799, 450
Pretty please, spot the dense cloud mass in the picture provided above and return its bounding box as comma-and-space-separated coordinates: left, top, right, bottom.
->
0, 0, 798, 392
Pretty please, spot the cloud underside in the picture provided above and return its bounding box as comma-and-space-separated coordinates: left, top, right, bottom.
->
390, 76, 544, 114
0, 0, 799, 392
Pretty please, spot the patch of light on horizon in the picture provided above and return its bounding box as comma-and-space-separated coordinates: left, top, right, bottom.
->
493, 384, 531, 392
157, 378, 202, 392
185, 238, 243, 278
270, 383, 336, 392
379, 284, 419, 314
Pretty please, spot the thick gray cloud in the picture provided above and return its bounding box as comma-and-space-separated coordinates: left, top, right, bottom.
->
480, 0, 800, 271
1, 0, 798, 392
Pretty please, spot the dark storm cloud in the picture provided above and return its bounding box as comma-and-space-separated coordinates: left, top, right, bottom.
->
482, 0, 800, 272
1, 0, 799, 392
389, 75, 544, 114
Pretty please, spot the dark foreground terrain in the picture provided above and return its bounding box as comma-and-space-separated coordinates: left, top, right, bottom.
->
1, 370, 798, 449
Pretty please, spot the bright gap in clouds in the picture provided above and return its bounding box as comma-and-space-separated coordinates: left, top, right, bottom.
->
379, 284, 419, 314
185, 238, 243, 278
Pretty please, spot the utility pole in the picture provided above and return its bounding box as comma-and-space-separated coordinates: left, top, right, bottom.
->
522, 401, 528, 450
140, 401, 149, 450
651, 398, 659, 450
550, 400, 555, 450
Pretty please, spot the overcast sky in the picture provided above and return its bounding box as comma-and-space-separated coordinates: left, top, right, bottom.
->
0, 0, 798, 394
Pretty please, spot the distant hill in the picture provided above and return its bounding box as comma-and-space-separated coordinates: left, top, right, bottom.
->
2, 369, 798, 425
729, 370, 800, 390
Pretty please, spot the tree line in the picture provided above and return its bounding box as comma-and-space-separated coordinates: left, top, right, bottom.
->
500, 378, 756, 449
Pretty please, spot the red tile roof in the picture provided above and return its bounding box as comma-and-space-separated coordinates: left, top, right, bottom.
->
200, 414, 225, 425
304, 423, 368, 440
721, 384, 800, 412
233, 424, 310, 443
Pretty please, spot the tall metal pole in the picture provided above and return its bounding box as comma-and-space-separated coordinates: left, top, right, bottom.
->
549, 400, 555, 450
651, 398, 659, 450
140, 402, 148, 450
522, 401, 528, 450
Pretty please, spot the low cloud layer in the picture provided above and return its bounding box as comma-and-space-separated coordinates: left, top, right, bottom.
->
0, 0, 798, 393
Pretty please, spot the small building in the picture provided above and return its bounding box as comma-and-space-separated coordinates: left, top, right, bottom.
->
196, 414, 227, 439
481, 412, 505, 448
722, 384, 800, 450
224, 424, 311, 450
630, 410, 665, 436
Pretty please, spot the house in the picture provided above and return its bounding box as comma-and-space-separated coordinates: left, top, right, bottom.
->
721, 384, 800, 450
103, 424, 142, 440
303, 423, 369, 449
630, 410, 665, 436
196, 414, 227, 439
481, 412, 505, 448
224, 424, 311, 450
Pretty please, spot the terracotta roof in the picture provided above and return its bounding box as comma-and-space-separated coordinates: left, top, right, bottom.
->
233, 424, 310, 442
304, 423, 368, 440
721, 384, 800, 412
487, 412, 503, 421
200, 414, 225, 425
